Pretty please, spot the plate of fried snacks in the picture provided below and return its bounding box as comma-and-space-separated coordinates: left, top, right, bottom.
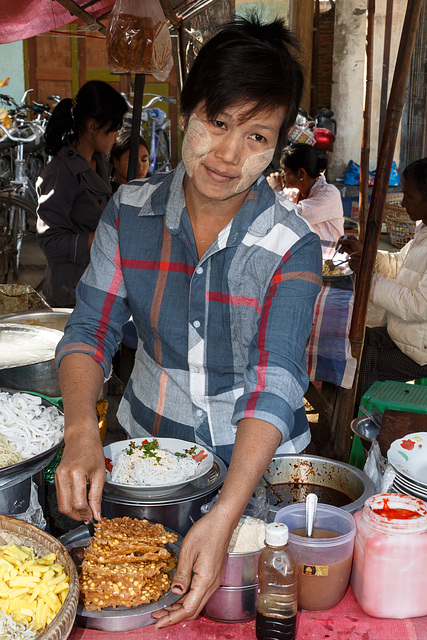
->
322, 259, 352, 281
104, 437, 214, 498
64, 517, 182, 631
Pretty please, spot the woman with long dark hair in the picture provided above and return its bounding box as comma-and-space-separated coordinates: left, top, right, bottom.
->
36, 80, 127, 307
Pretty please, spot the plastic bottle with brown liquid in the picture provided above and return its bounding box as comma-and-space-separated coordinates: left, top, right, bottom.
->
256, 522, 298, 640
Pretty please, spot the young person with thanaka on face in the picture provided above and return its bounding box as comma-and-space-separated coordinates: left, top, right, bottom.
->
53, 14, 322, 627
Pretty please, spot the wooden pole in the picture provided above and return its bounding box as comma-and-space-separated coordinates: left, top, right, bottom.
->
288, 0, 314, 113
378, 0, 394, 149
333, 0, 424, 463
127, 74, 145, 182
358, 0, 375, 243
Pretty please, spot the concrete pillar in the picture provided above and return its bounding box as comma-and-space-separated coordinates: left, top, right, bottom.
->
329, 0, 406, 182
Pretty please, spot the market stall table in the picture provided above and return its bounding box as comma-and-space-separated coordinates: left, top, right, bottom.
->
304, 242, 357, 455
67, 586, 427, 639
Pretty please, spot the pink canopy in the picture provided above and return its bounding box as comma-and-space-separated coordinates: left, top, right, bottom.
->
1, 0, 115, 44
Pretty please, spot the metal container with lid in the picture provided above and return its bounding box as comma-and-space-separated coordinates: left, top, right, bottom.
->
101, 454, 227, 537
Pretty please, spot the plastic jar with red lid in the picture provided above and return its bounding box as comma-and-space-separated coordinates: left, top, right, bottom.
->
351, 493, 427, 618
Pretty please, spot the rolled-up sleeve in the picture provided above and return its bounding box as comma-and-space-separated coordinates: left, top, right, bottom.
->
232, 232, 322, 445
55, 198, 131, 377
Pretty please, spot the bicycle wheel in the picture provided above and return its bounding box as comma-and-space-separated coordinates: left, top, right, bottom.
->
155, 130, 171, 173
0, 192, 45, 287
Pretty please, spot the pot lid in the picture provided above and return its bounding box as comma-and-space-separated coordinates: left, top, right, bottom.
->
0, 323, 63, 369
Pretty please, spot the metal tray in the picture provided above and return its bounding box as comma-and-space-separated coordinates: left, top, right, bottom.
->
0, 388, 63, 483
60, 524, 183, 632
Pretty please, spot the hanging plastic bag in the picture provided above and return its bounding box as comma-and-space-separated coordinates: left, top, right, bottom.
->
106, 0, 173, 81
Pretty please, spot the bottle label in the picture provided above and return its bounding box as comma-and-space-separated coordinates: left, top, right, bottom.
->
302, 564, 329, 576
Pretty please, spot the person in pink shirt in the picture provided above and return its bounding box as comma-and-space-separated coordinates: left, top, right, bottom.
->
267, 143, 344, 243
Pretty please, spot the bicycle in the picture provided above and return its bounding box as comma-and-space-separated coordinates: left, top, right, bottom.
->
122, 93, 176, 175
0, 116, 46, 285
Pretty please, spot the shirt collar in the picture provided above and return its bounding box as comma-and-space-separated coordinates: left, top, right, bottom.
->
137, 163, 278, 241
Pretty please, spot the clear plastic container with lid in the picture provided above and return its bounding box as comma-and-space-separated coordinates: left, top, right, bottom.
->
351, 493, 427, 618
256, 522, 298, 640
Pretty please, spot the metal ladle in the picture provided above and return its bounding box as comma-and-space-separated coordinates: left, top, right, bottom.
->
305, 493, 318, 537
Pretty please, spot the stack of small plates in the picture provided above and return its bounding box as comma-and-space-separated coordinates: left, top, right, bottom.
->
387, 432, 427, 501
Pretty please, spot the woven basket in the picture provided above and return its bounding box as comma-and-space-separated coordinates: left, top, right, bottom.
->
0, 515, 79, 640
384, 192, 415, 248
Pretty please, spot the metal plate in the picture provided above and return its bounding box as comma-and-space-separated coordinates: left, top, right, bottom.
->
61, 524, 183, 632
102, 455, 227, 505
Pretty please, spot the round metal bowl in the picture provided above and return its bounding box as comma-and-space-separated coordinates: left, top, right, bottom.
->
202, 584, 257, 623
265, 454, 375, 515
101, 454, 227, 537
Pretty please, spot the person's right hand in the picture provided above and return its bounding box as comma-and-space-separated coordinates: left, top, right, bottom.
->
266, 171, 284, 192
337, 235, 363, 255
54, 425, 105, 523
336, 235, 363, 276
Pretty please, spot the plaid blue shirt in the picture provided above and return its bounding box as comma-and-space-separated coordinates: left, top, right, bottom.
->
56, 163, 322, 464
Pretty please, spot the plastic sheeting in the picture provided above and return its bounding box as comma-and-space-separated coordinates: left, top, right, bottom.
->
0, 0, 115, 44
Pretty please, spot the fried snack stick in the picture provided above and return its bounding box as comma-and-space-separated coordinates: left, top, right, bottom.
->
81, 558, 168, 580
94, 517, 178, 545
84, 546, 172, 564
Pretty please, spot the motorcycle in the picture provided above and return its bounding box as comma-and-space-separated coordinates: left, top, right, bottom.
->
288, 107, 337, 152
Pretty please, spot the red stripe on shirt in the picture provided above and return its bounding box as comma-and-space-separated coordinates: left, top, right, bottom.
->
94, 247, 123, 359
206, 291, 262, 315
306, 282, 328, 377
121, 258, 194, 275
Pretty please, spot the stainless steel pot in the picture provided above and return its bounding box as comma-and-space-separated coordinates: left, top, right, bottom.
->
101, 455, 227, 537
265, 454, 375, 515
0, 309, 71, 333
0, 323, 64, 397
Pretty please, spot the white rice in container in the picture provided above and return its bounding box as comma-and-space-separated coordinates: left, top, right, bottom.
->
228, 516, 266, 553
111, 447, 199, 486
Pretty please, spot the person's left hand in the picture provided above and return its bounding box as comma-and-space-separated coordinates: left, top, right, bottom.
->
347, 250, 362, 275
152, 509, 233, 628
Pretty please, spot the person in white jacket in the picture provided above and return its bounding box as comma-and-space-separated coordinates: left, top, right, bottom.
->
338, 157, 427, 405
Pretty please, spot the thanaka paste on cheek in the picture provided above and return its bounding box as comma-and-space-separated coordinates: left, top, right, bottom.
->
234, 148, 275, 193
181, 114, 211, 177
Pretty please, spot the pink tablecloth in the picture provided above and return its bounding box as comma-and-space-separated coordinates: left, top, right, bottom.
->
68, 587, 427, 640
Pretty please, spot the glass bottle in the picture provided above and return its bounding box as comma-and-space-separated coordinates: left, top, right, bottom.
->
256, 522, 298, 640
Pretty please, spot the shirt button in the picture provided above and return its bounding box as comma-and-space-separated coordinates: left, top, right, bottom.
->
67, 150, 74, 157
193, 367, 200, 373
196, 409, 203, 417
193, 320, 200, 328
196, 267, 203, 275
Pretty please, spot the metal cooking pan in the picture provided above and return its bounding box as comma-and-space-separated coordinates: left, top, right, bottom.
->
0, 323, 63, 397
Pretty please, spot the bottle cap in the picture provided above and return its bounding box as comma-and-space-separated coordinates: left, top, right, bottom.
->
265, 522, 289, 546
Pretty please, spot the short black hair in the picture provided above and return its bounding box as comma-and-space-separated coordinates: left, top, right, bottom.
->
180, 13, 304, 151
110, 130, 149, 162
281, 143, 327, 178
402, 158, 427, 200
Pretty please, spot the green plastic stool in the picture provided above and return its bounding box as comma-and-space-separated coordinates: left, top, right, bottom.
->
349, 380, 427, 470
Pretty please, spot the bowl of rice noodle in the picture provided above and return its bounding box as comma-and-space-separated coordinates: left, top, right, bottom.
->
0, 388, 64, 480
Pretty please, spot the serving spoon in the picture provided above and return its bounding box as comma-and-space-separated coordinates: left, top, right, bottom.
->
305, 492, 318, 537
